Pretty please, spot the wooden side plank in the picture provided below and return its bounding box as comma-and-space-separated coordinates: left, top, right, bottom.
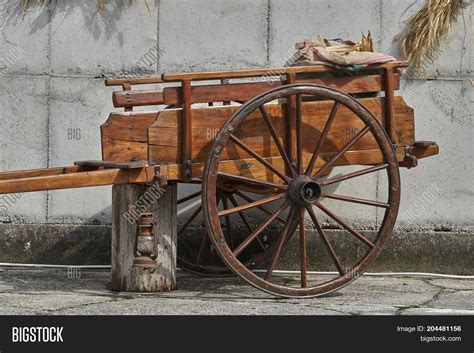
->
158, 148, 408, 182
101, 112, 158, 142
298, 73, 400, 92
102, 138, 148, 162
101, 112, 158, 163
148, 96, 415, 164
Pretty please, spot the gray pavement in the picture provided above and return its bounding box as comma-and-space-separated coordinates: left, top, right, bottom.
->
0, 268, 472, 315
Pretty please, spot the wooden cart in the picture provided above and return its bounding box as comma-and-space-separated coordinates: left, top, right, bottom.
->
0, 61, 438, 297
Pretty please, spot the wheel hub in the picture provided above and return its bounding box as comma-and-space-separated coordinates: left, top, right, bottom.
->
287, 175, 321, 206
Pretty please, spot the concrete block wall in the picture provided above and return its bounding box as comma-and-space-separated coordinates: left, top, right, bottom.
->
0, 0, 472, 234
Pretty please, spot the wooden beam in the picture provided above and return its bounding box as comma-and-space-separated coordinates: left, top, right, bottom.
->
161, 73, 398, 105
407, 144, 439, 159
0, 167, 156, 194
162, 61, 409, 82
147, 96, 415, 164
74, 160, 148, 169
158, 148, 408, 182
113, 90, 165, 108
0, 166, 83, 181
105, 62, 408, 85
384, 68, 397, 142
181, 80, 193, 181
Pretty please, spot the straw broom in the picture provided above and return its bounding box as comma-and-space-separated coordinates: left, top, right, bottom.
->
401, 0, 464, 73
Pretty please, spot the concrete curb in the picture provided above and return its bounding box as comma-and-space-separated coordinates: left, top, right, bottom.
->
0, 224, 472, 274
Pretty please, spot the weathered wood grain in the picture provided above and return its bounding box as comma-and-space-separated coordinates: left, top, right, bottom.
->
74, 160, 148, 169
147, 96, 415, 165
161, 74, 399, 105
162, 61, 409, 81
101, 112, 158, 142
158, 147, 407, 182
0, 166, 83, 181
102, 138, 148, 162
0, 167, 156, 194
111, 183, 177, 292
113, 90, 165, 108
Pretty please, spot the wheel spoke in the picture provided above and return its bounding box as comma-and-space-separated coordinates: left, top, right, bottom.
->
313, 125, 370, 179
306, 206, 345, 276
177, 190, 202, 205
320, 164, 388, 187
305, 101, 340, 175
218, 172, 288, 191
229, 134, 291, 183
314, 201, 375, 248
228, 195, 253, 232
259, 105, 297, 178
299, 208, 307, 288
178, 204, 202, 236
321, 193, 390, 208
233, 201, 290, 257
295, 94, 303, 174
265, 208, 298, 281
218, 193, 287, 217
228, 194, 266, 251
196, 231, 209, 265
233, 190, 286, 224
222, 197, 234, 250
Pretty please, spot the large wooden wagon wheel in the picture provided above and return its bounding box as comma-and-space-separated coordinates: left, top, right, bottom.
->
177, 184, 285, 276
202, 84, 401, 298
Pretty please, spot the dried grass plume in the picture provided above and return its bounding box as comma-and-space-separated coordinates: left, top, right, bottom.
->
401, 0, 464, 73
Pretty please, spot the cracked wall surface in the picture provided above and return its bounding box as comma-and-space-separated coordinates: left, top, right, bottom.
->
0, 0, 472, 233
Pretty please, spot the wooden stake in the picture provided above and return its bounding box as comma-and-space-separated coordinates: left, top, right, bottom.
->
111, 183, 177, 292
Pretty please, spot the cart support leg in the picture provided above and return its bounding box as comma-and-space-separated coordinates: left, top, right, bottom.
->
111, 183, 177, 292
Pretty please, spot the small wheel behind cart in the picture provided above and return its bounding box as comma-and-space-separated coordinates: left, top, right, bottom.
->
202, 84, 401, 298
176, 184, 283, 276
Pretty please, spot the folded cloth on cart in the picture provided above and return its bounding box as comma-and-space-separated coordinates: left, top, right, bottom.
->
286, 34, 396, 73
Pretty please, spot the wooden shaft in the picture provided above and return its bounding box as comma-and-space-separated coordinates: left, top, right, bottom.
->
286, 73, 297, 167
160, 73, 400, 106
104, 61, 408, 87
122, 83, 133, 112
113, 90, 165, 109
0, 166, 83, 181
0, 167, 156, 194
181, 80, 193, 181
384, 68, 397, 143
162, 61, 409, 82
